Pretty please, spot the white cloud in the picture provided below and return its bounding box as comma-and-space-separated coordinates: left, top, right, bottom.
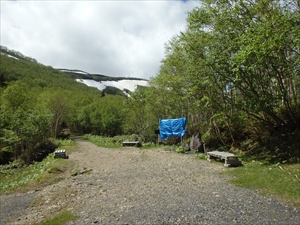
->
1, 0, 199, 79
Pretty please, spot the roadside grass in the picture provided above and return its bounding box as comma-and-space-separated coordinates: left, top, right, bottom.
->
0, 143, 75, 194
80, 134, 158, 149
193, 151, 300, 208
82, 134, 159, 149
225, 161, 300, 208
82, 134, 123, 148
58, 138, 76, 147
140, 142, 160, 149
32, 209, 78, 225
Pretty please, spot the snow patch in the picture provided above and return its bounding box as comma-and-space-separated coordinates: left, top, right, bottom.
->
76, 79, 148, 92
4, 54, 19, 60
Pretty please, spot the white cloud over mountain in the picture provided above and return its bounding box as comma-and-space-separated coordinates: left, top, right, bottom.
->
1, 1, 199, 79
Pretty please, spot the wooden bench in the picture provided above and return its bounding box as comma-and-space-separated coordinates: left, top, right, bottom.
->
122, 141, 141, 147
207, 151, 241, 167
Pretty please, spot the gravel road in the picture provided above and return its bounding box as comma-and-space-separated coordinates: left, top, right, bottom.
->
1, 140, 299, 225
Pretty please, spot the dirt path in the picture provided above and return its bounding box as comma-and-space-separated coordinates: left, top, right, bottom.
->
1, 140, 299, 224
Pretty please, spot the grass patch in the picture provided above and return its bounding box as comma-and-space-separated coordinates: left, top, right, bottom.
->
32, 158, 73, 186
196, 153, 208, 160
82, 134, 163, 149
0, 144, 75, 194
58, 139, 76, 147
33, 210, 78, 225
141, 142, 159, 149
82, 134, 150, 148
226, 161, 300, 208
0, 155, 53, 193
82, 134, 123, 148
175, 146, 186, 154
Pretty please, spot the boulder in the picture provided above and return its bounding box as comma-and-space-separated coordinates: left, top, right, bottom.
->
189, 132, 205, 153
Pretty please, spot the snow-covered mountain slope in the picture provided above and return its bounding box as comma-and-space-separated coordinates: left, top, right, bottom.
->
59, 69, 149, 93
76, 79, 148, 92
0, 45, 149, 94
1, 45, 38, 63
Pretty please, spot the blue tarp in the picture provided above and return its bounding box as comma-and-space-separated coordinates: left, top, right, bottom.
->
159, 118, 187, 140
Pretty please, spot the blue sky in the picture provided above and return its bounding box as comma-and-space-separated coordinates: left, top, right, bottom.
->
1, 0, 199, 79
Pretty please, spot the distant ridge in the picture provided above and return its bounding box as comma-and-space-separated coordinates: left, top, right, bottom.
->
57, 68, 148, 82
0, 45, 37, 63
0, 45, 148, 81
1, 45, 148, 96
58, 69, 90, 75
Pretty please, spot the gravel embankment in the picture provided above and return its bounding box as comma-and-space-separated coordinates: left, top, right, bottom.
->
1, 140, 299, 225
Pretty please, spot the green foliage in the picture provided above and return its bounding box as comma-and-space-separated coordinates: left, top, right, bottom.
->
0, 139, 75, 193
33, 140, 58, 162
175, 146, 186, 154
1, 0, 300, 165
148, 0, 300, 161
0, 45, 37, 63
196, 153, 208, 160
100, 95, 125, 136
34, 210, 78, 225
71, 168, 79, 176
123, 87, 158, 142
141, 142, 157, 148
0, 154, 52, 192
58, 139, 75, 147
0, 52, 130, 164
66, 94, 126, 136
103, 86, 126, 96
83, 134, 142, 148
241, 129, 300, 164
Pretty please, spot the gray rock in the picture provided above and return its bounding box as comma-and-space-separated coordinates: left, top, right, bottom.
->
189, 132, 205, 152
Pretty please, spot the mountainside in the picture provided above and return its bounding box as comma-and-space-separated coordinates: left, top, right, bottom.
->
0, 45, 38, 63
0, 45, 148, 96
1, 45, 141, 164
58, 69, 148, 95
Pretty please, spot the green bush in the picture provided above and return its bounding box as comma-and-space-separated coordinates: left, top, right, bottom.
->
142, 142, 156, 148
0, 154, 52, 192
175, 146, 186, 154
0, 147, 13, 164
83, 134, 143, 147
33, 140, 58, 162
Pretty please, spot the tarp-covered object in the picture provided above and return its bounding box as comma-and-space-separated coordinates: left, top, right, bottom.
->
159, 118, 187, 140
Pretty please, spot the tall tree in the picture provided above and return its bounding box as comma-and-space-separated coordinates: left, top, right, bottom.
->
151, 0, 300, 152
43, 89, 70, 138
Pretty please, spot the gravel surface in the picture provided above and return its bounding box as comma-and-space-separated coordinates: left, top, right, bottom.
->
1, 140, 299, 225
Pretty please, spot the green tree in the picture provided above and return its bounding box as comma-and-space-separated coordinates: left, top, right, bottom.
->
150, 0, 300, 158
123, 87, 158, 142
42, 89, 70, 138
100, 95, 125, 136
0, 82, 53, 164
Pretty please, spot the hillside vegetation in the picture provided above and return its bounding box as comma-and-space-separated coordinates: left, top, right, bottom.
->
1, 0, 299, 165
0, 53, 129, 164
147, 0, 300, 163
